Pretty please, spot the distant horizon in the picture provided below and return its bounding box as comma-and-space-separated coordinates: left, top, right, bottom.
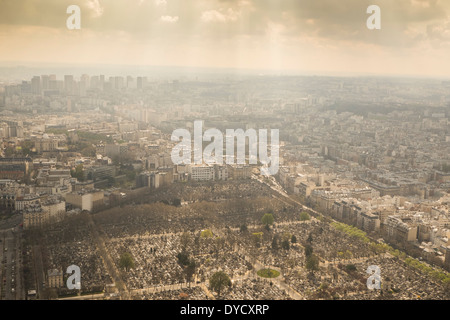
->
1, 61, 450, 82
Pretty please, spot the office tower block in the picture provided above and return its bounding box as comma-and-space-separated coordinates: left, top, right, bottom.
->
31, 76, 41, 95
64, 75, 74, 94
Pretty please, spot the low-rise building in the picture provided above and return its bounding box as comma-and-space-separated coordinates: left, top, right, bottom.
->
228, 165, 252, 180
190, 164, 215, 181
47, 269, 64, 288
384, 215, 418, 243
15, 194, 40, 211
22, 203, 45, 229
65, 189, 104, 212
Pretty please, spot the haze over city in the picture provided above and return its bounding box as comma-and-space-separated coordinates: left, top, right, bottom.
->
1, 0, 450, 77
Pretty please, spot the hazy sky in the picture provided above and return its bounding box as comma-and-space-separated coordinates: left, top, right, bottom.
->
1, 0, 450, 77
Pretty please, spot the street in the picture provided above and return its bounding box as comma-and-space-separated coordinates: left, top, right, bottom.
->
0, 228, 24, 300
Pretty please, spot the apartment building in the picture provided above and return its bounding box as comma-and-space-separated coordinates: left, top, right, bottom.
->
65, 189, 104, 212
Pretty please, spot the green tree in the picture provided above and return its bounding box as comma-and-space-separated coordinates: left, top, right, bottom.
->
300, 211, 310, 221
185, 260, 196, 286
261, 213, 274, 227
177, 251, 190, 266
345, 264, 357, 272
4, 146, 15, 157
81, 144, 96, 157
209, 271, 231, 297
21, 140, 34, 156
306, 254, 319, 272
281, 239, 290, 250
119, 252, 135, 272
125, 169, 136, 182
180, 232, 192, 251
201, 229, 213, 238
343, 250, 353, 259
70, 164, 84, 182
304, 244, 313, 257
271, 235, 279, 250
252, 232, 263, 248
291, 235, 297, 244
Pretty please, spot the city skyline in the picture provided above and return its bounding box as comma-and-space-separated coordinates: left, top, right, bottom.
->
1, 0, 450, 78
1, 0, 450, 305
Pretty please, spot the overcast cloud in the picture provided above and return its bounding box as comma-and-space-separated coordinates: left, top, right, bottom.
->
1, 0, 450, 76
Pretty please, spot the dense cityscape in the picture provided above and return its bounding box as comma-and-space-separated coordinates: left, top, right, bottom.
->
0, 72, 449, 300
2, 0, 450, 308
